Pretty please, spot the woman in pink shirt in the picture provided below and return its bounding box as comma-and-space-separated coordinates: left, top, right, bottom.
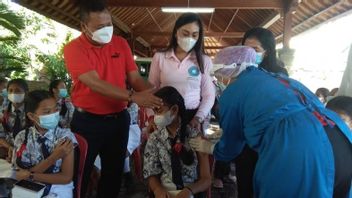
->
149, 13, 215, 130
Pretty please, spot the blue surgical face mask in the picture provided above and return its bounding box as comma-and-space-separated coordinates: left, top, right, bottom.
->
8, 93, 25, 103
39, 112, 60, 130
1, 89, 7, 98
59, 89, 68, 98
255, 52, 264, 64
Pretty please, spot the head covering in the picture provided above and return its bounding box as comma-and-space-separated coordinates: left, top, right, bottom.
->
213, 46, 258, 80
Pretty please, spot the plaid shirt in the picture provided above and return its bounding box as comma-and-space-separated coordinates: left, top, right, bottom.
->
143, 127, 200, 189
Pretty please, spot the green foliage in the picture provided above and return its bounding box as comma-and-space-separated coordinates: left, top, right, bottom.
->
0, 1, 75, 82
36, 32, 74, 90
0, 1, 27, 78
0, 2, 25, 37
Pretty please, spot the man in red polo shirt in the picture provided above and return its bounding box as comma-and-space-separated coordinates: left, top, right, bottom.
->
63, 1, 162, 197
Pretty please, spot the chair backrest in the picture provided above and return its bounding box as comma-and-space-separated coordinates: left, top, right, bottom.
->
74, 133, 88, 198
138, 107, 148, 129
207, 155, 214, 198
132, 146, 143, 181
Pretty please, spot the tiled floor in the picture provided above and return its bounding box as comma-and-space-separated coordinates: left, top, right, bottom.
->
117, 177, 238, 198
211, 179, 237, 198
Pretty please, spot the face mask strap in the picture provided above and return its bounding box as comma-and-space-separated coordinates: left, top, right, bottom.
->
83, 24, 93, 36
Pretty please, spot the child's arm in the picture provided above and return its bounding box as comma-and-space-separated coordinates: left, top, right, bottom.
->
27, 148, 74, 184
177, 152, 211, 197
0, 138, 13, 162
0, 138, 12, 149
29, 139, 73, 174
148, 175, 170, 198
31, 149, 74, 184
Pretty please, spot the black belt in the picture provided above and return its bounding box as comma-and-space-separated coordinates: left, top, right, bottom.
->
75, 107, 124, 119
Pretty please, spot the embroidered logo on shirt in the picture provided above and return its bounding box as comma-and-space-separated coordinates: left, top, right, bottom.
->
188, 66, 200, 77
111, 52, 120, 58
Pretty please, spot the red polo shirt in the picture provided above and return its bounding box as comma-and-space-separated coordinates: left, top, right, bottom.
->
63, 34, 137, 114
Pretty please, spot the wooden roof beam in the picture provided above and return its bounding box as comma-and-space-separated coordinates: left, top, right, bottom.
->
276, 0, 344, 40
145, 8, 169, 44
135, 31, 244, 38
152, 45, 227, 50
107, 0, 284, 9
282, 0, 297, 49
223, 10, 239, 33
260, 11, 281, 28
207, 12, 214, 31
219, 9, 239, 42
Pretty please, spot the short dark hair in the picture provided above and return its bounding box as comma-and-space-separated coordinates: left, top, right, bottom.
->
49, 79, 68, 117
25, 90, 54, 128
330, 88, 339, 96
315, 87, 330, 98
0, 78, 8, 85
25, 90, 53, 114
326, 96, 352, 119
154, 86, 194, 165
7, 79, 29, 92
49, 79, 64, 95
79, 0, 108, 22
165, 13, 205, 74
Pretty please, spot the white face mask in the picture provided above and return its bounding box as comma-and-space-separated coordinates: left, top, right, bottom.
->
154, 110, 175, 129
90, 26, 113, 44
8, 93, 25, 103
177, 37, 197, 52
255, 52, 264, 64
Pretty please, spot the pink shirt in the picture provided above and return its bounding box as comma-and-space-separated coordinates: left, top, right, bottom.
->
148, 50, 215, 121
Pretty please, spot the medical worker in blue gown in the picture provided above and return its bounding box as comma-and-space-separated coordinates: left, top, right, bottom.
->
190, 46, 352, 198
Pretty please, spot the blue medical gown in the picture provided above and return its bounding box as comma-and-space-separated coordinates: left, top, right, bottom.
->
214, 67, 352, 198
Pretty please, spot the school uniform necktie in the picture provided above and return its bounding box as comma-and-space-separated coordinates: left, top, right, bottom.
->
37, 136, 55, 196
13, 109, 21, 138
170, 137, 184, 190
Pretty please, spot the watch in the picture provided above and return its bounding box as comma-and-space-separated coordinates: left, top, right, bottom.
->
29, 171, 34, 181
195, 116, 202, 123
128, 90, 134, 103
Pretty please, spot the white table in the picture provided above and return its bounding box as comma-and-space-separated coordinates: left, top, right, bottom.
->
0, 159, 14, 179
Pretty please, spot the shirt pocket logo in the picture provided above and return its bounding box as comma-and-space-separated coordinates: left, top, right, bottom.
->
188, 66, 200, 77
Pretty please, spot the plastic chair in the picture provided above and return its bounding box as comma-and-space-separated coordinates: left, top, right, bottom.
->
138, 107, 148, 128
132, 146, 143, 181
132, 107, 148, 181
74, 133, 88, 198
207, 155, 214, 198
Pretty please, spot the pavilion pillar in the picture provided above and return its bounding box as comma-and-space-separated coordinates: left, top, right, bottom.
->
278, 0, 297, 72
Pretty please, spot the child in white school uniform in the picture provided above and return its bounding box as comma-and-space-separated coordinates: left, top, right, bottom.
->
143, 86, 211, 198
0, 79, 29, 163
123, 102, 141, 191
14, 90, 76, 198
49, 80, 75, 128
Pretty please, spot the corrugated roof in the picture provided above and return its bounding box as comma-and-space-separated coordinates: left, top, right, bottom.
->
13, 0, 352, 57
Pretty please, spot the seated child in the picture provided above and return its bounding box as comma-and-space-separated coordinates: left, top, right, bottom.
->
143, 86, 211, 198
49, 80, 75, 128
14, 90, 76, 198
0, 79, 29, 161
315, 87, 330, 104
326, 96, 352, 130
